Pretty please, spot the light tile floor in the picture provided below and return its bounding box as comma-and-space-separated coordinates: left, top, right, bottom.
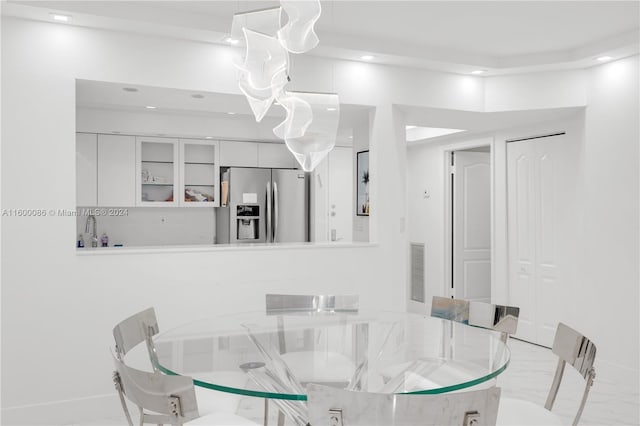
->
73, 339, 639, 425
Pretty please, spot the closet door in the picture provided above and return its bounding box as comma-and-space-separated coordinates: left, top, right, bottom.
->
507, 134, 576, 347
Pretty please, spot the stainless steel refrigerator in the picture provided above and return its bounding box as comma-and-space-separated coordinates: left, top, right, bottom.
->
215, 168, 309, 244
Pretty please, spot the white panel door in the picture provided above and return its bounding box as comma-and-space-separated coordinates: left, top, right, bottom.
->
507, 144, 537, 342
507, 134, 576, 347
97, 134, 136, 207
328, 147, 353, 242
453, 151, 491, 302
76, 133, 97, 206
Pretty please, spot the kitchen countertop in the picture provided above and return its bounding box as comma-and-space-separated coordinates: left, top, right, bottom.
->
76, 241, 377, 255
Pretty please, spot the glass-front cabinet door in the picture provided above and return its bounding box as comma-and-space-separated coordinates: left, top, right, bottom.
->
179, 139, 220, 207
136, 136, 179, 206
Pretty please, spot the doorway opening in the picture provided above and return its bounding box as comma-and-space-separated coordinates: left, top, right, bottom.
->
445, 145, 492, 303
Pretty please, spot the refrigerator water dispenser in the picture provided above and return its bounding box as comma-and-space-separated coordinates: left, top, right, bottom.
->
236, 205, 259, 240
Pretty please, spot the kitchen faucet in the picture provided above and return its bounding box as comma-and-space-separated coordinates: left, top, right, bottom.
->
85, 215, 98, 248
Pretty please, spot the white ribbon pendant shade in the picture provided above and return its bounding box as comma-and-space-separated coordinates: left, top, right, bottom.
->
278, 0, 321, 54
273, 94, 313, 140
230, 0, 340, 171
274, 92, 340, 172
236, 28, 289, 121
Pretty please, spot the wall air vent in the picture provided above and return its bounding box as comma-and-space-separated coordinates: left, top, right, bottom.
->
410, 243, 426, 303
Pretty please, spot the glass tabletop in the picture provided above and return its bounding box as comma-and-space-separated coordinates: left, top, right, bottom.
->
150, 310, 509, 404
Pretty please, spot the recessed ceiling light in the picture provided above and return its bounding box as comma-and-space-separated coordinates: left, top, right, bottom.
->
471, 70, 486, 75
145, 106, 157, 109
596, 56, 613, 62
50, 13, 71, 22
326, 107, 337, 111
205, 136, 214, 139
122, 87, 138, 92
227, 112, 236, 115
225, 37, 240, 45
360, 55, 375, 61
191, 94, 204, 99
406, 125, 417, 130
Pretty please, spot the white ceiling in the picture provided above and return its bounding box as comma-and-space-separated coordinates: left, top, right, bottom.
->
400, 104, 585, 144
4, 0, 639, 75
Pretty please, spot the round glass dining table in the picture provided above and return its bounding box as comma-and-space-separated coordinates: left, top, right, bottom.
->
149, 310, 510, 425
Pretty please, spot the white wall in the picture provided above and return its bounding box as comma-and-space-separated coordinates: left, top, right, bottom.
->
2, 15, 638, 424
407, 136, 495, 308
486, 56, 640, 380
407, 56, 640, 414
1, 17, 484, 423
581, 56, 639, 376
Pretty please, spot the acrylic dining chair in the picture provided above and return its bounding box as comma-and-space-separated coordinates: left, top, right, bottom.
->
307, 383, 502, 425
497, 322, 596, 426
430, 296, 520, 343
112, 352, 258, 426
112, 307, 252, 420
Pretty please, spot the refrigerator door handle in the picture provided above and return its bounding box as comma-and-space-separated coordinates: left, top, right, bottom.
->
266, 181, 272, 243
273, 181, 279, 243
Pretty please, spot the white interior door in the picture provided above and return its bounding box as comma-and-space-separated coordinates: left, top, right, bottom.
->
507, 134, 577, 347
453, 151, 491, 302
328, 147, 353, 242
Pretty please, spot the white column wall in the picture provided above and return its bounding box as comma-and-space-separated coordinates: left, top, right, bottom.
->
581, 56, 639, 376
1, 17, 483, 423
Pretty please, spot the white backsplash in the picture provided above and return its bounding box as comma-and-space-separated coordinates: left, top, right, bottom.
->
76, 207, 215, 247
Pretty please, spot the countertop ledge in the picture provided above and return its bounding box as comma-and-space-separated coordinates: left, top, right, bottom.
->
76, 241, 378, 255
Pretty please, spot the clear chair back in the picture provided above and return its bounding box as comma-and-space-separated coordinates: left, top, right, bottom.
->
545, 322, 597, 425
113, 307, 159, 368
431, 296, 519, 341
112, 353, 199, 426
265, 294, 359, 315
307, 383, 501, 426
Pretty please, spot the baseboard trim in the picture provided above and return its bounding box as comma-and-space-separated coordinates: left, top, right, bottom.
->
1, 393, 122, 425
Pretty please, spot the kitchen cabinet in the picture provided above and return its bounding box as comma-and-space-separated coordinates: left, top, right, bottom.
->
98, 134, 136, 206
258, 142, 297, 169
76, 133, 97, 206
219, 141, 258, 167
179, 139, 220, 207
136, 136, 179, 207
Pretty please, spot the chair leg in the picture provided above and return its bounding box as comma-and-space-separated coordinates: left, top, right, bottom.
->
544, 358, 566, 410
264, 398, 269, 426
113, 371, 134, 426
573, 367, 596, 426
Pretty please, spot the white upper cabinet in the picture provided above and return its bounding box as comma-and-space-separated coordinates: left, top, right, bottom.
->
136, 136, 179, 207
179, 139, 220, 207
76, 133, 97, 206
219, 141, 258, 167
258, 142, 297, 169
97, 134, 136, 207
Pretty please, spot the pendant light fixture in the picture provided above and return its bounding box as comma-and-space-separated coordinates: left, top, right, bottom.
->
230, 0, 340, 172
277, 0, 322, 54
273, 91, 340, 172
